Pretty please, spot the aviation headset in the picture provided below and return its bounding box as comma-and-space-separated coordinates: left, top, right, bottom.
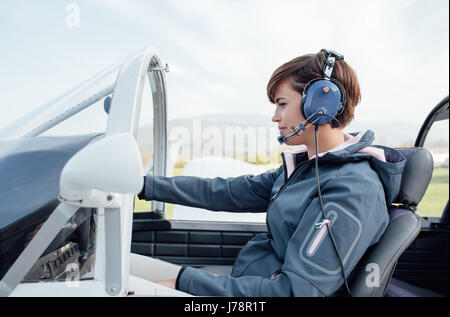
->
301, 49, 346, 126
277, 49, 347, 144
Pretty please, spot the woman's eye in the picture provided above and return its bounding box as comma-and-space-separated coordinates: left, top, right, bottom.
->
279, 103, 287, 107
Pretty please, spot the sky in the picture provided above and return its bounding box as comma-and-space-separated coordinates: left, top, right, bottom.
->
0, 0, 448, 130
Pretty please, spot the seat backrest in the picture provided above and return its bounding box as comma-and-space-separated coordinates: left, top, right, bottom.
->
349, 147, 434, 297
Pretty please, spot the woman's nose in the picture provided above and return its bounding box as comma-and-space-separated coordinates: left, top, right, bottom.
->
272, 110, 281, 123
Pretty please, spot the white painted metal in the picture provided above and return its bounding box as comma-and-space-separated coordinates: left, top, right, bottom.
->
5, 47, 170, 297
106, 48, 155, 136
57, 132, 145, 296
118, 194, 135, 294
104, 207, 122, 296
59, 133, 144, 207
12, 275, 190, 297
148, 55, 168, 214
170, 220, 267, 232
128, 275, 192, 297
94, 208, 106, 282
10, 280, 117, 297
104, 48, 161, 296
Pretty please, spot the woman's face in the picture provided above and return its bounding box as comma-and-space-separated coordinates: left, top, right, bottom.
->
272, 79, 313, 146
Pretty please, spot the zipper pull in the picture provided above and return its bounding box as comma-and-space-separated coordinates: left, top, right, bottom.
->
314, 219, 331, 230
271, 187, 282, 200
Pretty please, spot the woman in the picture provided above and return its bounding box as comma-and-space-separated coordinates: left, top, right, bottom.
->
135, 49, 405, 296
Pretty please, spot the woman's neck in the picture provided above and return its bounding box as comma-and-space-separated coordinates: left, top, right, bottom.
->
305, 127, 345, 159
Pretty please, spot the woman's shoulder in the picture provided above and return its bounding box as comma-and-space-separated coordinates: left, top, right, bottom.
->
334, 160, 384, 188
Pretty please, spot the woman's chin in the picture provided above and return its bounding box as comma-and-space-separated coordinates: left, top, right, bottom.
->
286, 141, 301, 146
286, 136, 305, 146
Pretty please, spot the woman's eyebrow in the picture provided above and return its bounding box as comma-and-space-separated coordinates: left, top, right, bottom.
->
275, 97, 286, 103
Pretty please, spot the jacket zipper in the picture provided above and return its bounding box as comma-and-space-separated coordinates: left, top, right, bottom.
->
307, 213, 337, 256
281, 152, 288, 184
308, 220, 331, 256
270, 158, 312, 201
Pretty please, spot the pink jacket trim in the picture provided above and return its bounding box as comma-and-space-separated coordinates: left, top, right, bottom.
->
283, 131, 386, 179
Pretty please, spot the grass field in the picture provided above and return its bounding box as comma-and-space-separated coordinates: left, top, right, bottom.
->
417, 167, 449, 218
134, 165, 449, 219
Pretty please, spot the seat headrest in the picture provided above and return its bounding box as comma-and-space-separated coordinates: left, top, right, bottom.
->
393, 147, 434, 210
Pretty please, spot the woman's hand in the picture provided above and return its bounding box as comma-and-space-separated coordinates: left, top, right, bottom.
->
154, 278, 176, 289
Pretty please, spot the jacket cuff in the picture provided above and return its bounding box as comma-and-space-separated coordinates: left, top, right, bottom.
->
137, 176, 146, 200
175, 266, 187, 290
137, 176, 154, 200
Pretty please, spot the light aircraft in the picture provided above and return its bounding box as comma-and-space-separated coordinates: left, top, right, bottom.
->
0, 48, 448, 297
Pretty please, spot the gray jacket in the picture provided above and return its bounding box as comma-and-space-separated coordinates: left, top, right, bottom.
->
142, 130, 406, 296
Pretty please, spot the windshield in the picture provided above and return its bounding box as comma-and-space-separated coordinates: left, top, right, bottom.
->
0, 61, 121, 139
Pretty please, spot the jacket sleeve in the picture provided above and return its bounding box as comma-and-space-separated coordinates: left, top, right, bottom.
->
176, 173, 390, 296
142, 166, 283, 212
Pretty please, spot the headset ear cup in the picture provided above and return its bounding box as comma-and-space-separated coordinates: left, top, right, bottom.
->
301, 79, 318, 121
302, 77, 346, 126
300, 92, 307, 119
331, 78, 346, 116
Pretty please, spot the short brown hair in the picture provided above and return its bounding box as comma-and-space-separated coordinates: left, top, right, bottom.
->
267, 50, 361, 128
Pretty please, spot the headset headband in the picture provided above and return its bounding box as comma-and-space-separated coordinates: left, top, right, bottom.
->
320, 49, 344, 79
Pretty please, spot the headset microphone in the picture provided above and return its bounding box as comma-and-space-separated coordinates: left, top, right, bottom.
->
277, 114, 318, 145
277, 109, 341, 145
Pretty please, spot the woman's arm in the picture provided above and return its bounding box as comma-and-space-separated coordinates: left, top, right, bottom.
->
139, 166, 283, 212
173, 173, 390, 296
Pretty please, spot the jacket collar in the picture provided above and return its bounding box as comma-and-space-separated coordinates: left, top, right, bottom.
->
282, 130, 386, 179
